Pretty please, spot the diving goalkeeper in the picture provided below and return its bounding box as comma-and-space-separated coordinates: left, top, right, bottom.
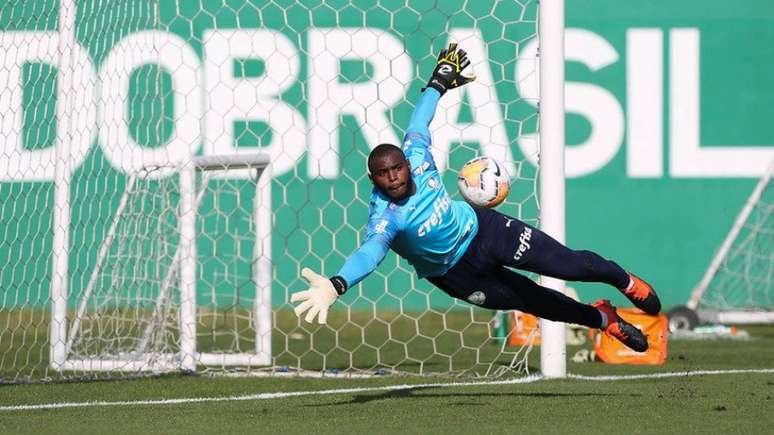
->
291, 43, 660, 352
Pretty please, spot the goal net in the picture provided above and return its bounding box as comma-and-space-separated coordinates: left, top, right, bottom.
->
60, 155, 272, 373
0, 0, 549, 382
688, 157, 774, 324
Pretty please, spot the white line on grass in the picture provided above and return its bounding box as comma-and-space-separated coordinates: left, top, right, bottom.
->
2, 368, 774, 412
0, 375, 544, 412
568, 368, 774, 381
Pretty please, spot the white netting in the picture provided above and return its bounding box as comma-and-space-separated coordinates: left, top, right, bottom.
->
694, 159, 774, 313
63, 161, 271, 373
0, 0, 542, 382
66, 170, 182, 370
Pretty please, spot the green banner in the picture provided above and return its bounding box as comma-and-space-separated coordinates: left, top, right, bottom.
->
1, 0, 772, 311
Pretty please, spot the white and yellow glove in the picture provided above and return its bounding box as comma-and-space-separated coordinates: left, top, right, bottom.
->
290, 268, 345, 324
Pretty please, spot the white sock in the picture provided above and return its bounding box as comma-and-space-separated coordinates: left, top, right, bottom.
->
597, 309, 608, 329
624, 275, 634, 291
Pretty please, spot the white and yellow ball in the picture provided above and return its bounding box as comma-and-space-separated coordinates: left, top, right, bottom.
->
457, 156, 510, 208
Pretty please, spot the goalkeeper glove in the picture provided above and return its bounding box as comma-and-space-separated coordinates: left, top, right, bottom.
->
290, 268, 347, 324
423, 42, 476, 95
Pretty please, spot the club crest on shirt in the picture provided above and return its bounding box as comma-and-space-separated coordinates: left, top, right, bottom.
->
427, 176, 440, 191
467, 291, 486, 305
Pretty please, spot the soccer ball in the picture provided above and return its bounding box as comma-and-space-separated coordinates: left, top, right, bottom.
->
457, 156, 510, 208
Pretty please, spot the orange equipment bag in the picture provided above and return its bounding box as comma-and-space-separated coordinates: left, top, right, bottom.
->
508, 311, 541, 346
591, 308, 668, 365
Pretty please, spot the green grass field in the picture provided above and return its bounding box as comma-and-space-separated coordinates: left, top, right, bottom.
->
2, 323, 774, 434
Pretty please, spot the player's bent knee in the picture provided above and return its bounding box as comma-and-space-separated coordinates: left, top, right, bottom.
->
570, 249, 604, 276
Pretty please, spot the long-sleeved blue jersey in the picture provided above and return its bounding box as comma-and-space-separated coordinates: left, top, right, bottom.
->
337, 88, 479, 288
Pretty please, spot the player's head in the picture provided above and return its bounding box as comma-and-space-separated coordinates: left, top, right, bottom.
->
367, 143, 414, 201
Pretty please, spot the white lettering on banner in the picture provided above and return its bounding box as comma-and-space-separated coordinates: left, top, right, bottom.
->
430, 28, 516, 177
99, 31, 201, 178
626, 29, 663, 178
516, 28, 624, 178
0, 32, 96, 181
307, 28, 411, 178
417, 195, 451, 238
203, 29, 305, 179
669, 29, 774, 177
1, 26, 773, 182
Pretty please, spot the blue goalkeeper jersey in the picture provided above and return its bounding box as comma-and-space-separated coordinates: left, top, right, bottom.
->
337, 88, 479, 287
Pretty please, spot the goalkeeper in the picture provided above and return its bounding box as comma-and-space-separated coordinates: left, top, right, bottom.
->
292, 43, 660, 352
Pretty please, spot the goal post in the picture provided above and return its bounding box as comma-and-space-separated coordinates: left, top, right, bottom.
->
49, 0, 80, 372
537, 0, 567, 379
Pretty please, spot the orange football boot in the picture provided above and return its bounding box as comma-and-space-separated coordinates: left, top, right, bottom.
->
593, 299, 648, 352
620, 273, 661, 315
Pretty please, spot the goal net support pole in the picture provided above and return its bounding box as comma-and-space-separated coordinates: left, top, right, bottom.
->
49, 0, 78, 371
538, 0, 567, 378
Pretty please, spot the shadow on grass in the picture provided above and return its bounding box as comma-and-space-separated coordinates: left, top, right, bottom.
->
305, 386, 642, 406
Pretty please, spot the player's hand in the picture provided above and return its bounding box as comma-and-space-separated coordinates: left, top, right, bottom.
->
423, 42, 476, 95
290, 268, 339, 324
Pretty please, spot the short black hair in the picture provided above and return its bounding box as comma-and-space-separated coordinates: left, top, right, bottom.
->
367, 143, 404, 174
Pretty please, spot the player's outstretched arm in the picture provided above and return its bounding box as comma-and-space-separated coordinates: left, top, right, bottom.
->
291, 224, 394, 324
407, 43, 476, 138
